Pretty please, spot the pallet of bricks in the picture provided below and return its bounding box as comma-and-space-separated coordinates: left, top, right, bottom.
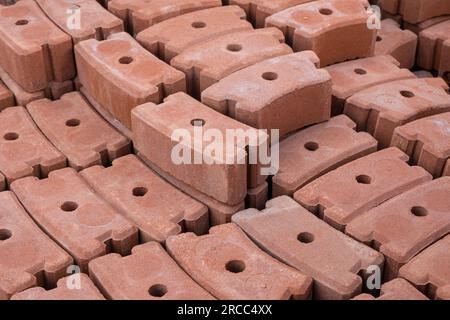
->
0, 0, 449, 301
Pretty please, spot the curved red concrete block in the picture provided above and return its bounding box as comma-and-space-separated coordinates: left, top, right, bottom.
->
400, 0, 450, 24
0, 80, 14, 110
352, 279, 429, 300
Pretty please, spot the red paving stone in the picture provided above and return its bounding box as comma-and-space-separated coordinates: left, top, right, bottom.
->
75, 32, 185, 129
266, 0, 375, 67
171, 28, 292, 97
273, 115, 377, 197
375, 19, 417, 69
201, 51, 331, 138
88, 242, 214, 300
0, 0, 75, 92
80, 155, 209, 243
0, 191, 73, 299
399, 0, 450, 24
136, 5, 253, 63
352, 278, 429, 300
166, 223, 313, 300
346, 178, 450, 280
232, 196, 384, 300
294, 148, 432, 231
399, 234, 450, 300
0, 80, 14, 110
0, 107, 66, 186
391, 112, 450, 177
0, 65, 45, 106
325, 55, 415, 115
11, 274, 105, 300
26, 92, 131, 171
36, 0, 124, 44
10, 168, 138, 272
108, 0, 222, 35
344, 77, 450, 148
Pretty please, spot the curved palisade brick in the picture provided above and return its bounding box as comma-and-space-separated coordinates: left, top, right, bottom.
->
171, 28, 292, 98
391, 112, 450, 177
0, 0, 75, 92
417, 20, 450, 79
294, 148, 432, 231
272, 115, 377, 197
10, 168, 139, 272
0, 107, 66, 186
11, 274, 104, 300
75, 32, 186, 129
325, 55, 415, 114
352, 279, 429, 300
404, 15, 450, 35
232, 196, 384, 300
88, 242, 214, 300
136, 6, 253, 63
345, 78, 450, 148
266, 0, 375, 67
399, 235, 450, 300
347, 178, 450, 280
108, 0, 222, 35
0, 191, 73, 300
26, 92, 131, 171
399, 0, 450, 24
132, 92, 267, 206
36, 0, 124, 44
201, 51, 332, 138
375, 19, 417, 69
166, 223, 313, 300
81, 155, 209, 243
0, 80, 14, 110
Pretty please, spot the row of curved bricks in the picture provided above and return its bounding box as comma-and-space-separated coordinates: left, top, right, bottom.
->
3, 0, 448, 298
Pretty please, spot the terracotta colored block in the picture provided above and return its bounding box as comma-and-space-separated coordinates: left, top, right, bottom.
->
0, 80, 13, 110
266, 0, 376, 67
132, 92, 268, 206
347, 178, 450, 280
399, 0, 450, 24
0, 191, 73, 300
391, 112, 450, 177
353, 279, 429, 300
26, 92, 131, 171
273, 115, 378, 197
171, 28, 292, 98
75, 32, 186, 129
37, 0, 124, 44
246, 182, 268, 210
108, 0, 222, 35
0, 65, 45, 106
89, 242, 214, 300
10, 168, 139, 272
0, 0, 75, 92
404, 15, 450, 35
325, 55, 415, 115
377, 0, 398, 15
399, 235, 450, 300
137, 151, 246, 226
201, 51, 332, 138
166, 223, 313, 300
45, 80, 74, 101
294, 148, 432, 231
345, 78, 450, 148
136, 6, 253, 63
233, 196, 384, 300
11, 274, 104, 300
0, 107, 66, 186
418, 20, 450, 79
444, 161, 450, 177
0, 173, 4, 191
81, 155, 209, 243
375, 19, 417, 69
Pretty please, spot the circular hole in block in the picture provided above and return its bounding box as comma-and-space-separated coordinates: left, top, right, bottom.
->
15, 19, 29, 26
66, 119, 81, 127
191, 119, 206, 127
304, 141, 319, 151
227, 44, 242, 52
376, 36, 383, 42
261, 72, 278, 81
225, 260, 246, 273
356, 174, 372, 184
354, 68, 367, 75
3, 132, 19, 141
297, 232, 314, 244
191, 21, 206, 28
119, 56, 133, 64
411, 206, 428, 217
148, 284, 168, 298
400, 90, 415, 98
61, 201, 79, 212
132, 187, 148, 197
319, 8, 333, 15
0, 229, 12, 241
